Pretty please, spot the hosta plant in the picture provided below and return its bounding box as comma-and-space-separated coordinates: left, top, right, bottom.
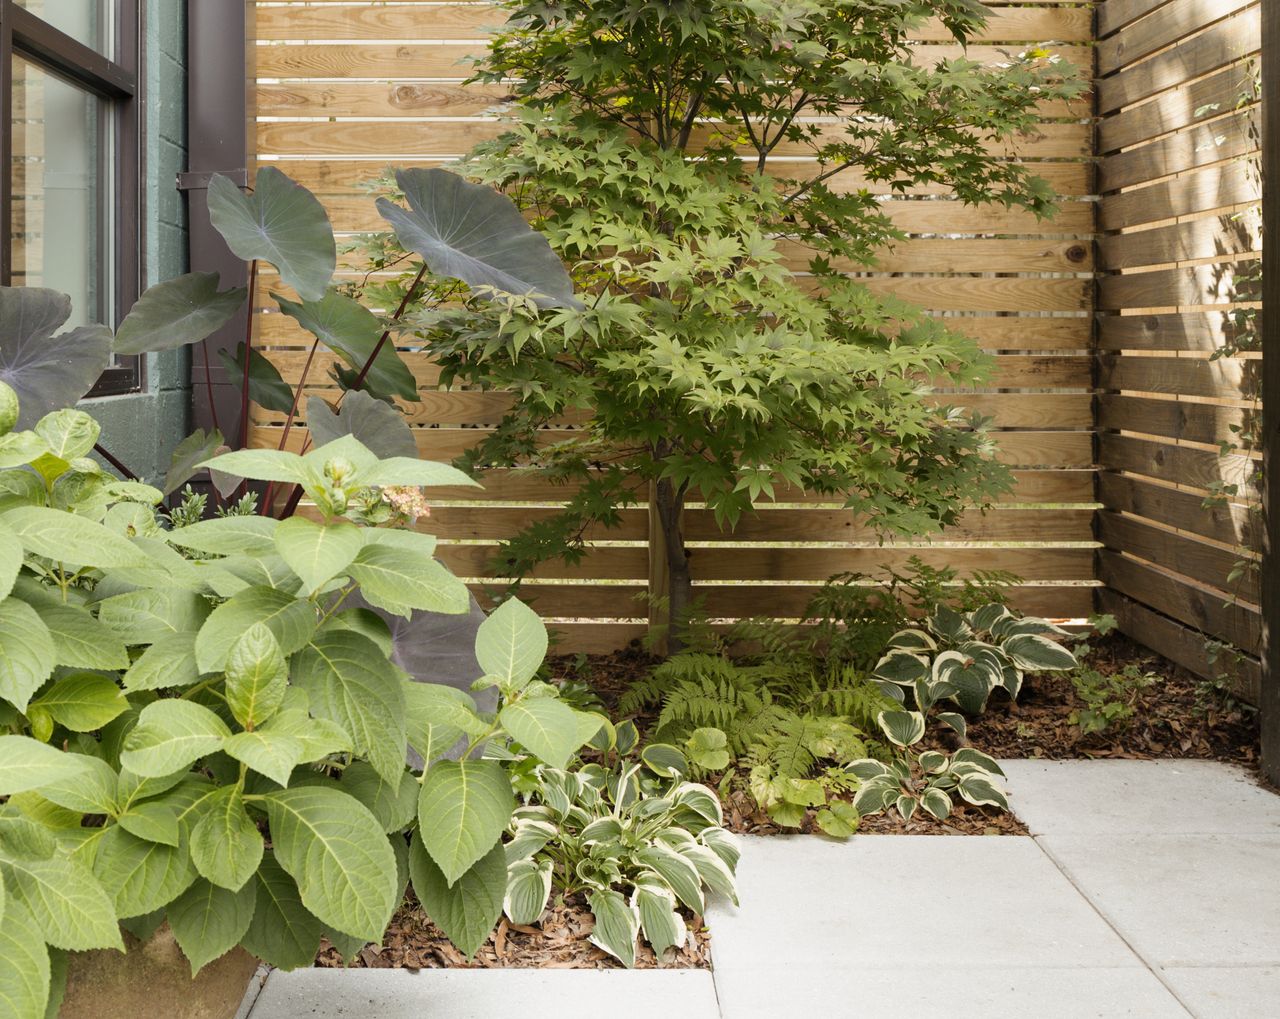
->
847, 710, 1009, 822
871, 603, 1079, 736
0, 386, 601, 1017
499, 743, 739, 967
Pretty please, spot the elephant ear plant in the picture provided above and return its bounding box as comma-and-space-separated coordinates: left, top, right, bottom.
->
0, 384, 609, 1018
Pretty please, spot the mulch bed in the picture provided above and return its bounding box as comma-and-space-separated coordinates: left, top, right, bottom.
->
322, 634, 1259, 969
316, 891, 710, 971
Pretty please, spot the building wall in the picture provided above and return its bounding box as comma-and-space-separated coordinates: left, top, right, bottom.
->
86, 1, 189, 484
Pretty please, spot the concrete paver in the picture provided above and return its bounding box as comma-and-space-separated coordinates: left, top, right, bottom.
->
1160, 966, 1280, 1019
249, 968, 721, 1019
1001, 759, 1280, 835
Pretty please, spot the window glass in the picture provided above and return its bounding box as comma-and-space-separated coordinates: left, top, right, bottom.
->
12, 0, 115, 56
10, 54, 115, 328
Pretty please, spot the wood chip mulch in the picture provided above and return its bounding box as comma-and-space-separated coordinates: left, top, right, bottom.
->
323, 634, 1259, 969
315, 891, 710, 971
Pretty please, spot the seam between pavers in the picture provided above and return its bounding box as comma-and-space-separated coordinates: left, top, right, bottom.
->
1029, 835, 1198, 1018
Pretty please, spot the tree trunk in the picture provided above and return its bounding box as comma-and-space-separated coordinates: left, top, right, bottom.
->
654, 477, 692, 655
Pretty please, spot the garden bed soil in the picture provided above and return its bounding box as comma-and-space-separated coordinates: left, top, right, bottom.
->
316, 892, 710, 971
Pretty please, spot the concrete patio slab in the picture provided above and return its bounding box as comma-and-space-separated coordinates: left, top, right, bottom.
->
1160, 966, 1280, 1019
1001, 760, 1280, 836
1036, 834, 1280, 969
247, 967, 722, 1019
706, 835, 1144, 971
711, 967, 1188, 1019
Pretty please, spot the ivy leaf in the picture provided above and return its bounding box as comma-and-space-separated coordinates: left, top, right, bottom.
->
113, 272, 247, 355
0, 853, 123, 951
167, 878, 257, 976
0, 286, 112, 429
276, 291, 417, 402
409, 831, 504, 958
188, 785, 264, 892
240, 853, 326, 971
291, 630, 407, 784
475, 598, 547, 694
499, 697, 588, 769
416, 759, 514, 885
225, 623, 289, 729
28, 672, 129, 732
208, 167, 336, 302
261, 785, 398, 942
119, 700, 231, 778
377, 168, 579, 309
0, 599, 57, 712
274, 517, 365, 596
194, 586, 317, 673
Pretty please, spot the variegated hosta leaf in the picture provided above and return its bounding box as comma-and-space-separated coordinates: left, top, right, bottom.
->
1002, 633, 1077, 672
929, 605, 972, 642
672, 783, 723, 827
936, 711, 967, 739
895, 794, 919, 821
920, 786, 954, 821
852, 777, 897, 816
504, 818, 557, 866
917, 750, 948, 775
968, 602, 1012, 634
579, 816, 623, 844
872, 648, 928, 687
633, 881, 685, 958
587, 889, 640, 968
636, 845, 704, 913
679, 843, 738, 906
503, 856, 553, 926
697, 827, 741, 871
845, 759, 891, 782
951, 748, 1006, 778
875, 709, 925, 749
956, 774, 1009, 810
934, 650, 1000, 715
887, 628, 936, 652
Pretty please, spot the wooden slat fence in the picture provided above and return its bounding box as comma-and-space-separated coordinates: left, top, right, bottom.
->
1096, 0, 1263, 699
248, 1, 1098, 650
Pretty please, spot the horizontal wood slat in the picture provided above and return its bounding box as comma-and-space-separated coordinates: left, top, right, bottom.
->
1096, 309, 1253, 351
1098, 433, 1259, 493
1097, 590, 1260, 702
1097, 258, 1260, 309
1097, 393, 1255, 446
1099, 60, 1257, 154
1098, 354, 1259, 400
1096, 5, 1260, 113
1098, 209, 1261, 271
1097, 0, 1254, 76
1098, 472, 1256, 546
1098, 160, 1259, 232
1099, 109, 1259, 193
247, 2, 1100, 648
1097, 510, 1257, 600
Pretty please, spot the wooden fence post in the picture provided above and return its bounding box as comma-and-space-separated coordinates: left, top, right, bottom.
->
1261, 0, 1280, 784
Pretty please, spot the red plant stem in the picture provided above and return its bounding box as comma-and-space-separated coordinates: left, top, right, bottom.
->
278, 336, 320, 454
199, 339, 221, 435
238, 260, 259, 451
94, 442, 139, 481
342, 263, 428, 402
276, 263, 428, 520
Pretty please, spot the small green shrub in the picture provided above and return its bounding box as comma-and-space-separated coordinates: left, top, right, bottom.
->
847, 711, 1009, 822
1066, 615, 1158, 735
500, 745, 738, 967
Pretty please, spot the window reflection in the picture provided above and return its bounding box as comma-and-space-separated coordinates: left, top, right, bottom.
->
10, 55, 115, 328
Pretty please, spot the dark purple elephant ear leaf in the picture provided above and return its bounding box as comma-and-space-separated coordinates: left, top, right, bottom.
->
306, 391, 417, 460
0, 287, 113, 429
376, 168, 581, 310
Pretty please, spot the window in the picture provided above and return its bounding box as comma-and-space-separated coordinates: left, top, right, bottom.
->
0, 0, 140, 395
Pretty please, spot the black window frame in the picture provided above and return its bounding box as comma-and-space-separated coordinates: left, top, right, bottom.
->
0, 0, 142, 396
